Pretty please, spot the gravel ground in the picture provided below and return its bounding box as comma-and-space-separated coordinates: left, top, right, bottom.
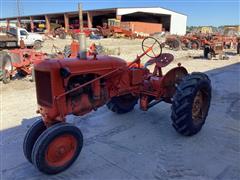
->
40, 36, 203, 61
0, 37, 240, 180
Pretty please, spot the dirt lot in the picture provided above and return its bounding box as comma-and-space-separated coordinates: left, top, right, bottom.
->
0, 38, 240, 180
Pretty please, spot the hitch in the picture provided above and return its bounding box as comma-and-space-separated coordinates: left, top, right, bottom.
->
147, 98, 163, 109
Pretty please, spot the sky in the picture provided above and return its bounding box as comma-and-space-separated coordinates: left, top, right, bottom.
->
0, 0, 239, 26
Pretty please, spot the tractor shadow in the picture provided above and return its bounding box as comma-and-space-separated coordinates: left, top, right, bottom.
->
1, 62, 240, 179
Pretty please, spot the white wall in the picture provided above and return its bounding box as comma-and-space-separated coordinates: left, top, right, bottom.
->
117, 7, 187, 35
170, 13, 187, 35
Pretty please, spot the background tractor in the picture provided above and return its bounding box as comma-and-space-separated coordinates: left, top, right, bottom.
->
23, 37, 212, 174
0, 49, 45, 83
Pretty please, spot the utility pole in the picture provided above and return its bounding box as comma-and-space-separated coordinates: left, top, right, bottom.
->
16, 0, 21, 17
78, 3, 83, 32
16, 0, 21, 27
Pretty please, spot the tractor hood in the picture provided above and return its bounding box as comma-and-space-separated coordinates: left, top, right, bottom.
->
35, 55, 127, 74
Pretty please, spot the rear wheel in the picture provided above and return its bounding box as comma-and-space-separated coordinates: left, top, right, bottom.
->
33, 40, 42, 50
59, 32, 67, 39
64, 45, 72, 58
190, 40, 201, 50
2, 54, 12, 84
31, 123, 83, 174
71, 33, 79, 40
107, 94, 138, 114
171, 39, 181, 51
207, 53, 213, 60
23, 119, 46, 163
204, 46, 212, 59
171, 72, 211, 136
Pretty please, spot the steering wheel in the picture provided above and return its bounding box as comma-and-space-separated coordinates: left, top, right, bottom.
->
142, 37, 163, 58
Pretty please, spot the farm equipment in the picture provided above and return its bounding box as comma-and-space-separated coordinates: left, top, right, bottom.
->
218, 35, 237, 49
165, 35, 202, 51
96, 22, 112, 38
0, 49, 45, 83
68, 26, 93, 40
0, 45, 69, 83
237, 37, 240, 54
165, 35, 186, 51
203, 40, 225, 60
50, 23, 66, 39
23, 37, 212, 174
96, 19, 134, 38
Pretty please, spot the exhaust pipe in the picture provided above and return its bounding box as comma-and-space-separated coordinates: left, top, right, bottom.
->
78, 3, 87, 59
79, 33, 87, 59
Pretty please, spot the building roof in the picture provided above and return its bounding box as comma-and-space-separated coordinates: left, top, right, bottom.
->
0, 6, 186, 21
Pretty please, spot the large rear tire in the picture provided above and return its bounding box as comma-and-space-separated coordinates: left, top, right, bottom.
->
107, 94, 138, 114
171, 72, 211, 136
31, 123, 83, 174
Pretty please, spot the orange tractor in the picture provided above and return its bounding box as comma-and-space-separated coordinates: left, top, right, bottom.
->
165, 35, 201, 51
23, 37, 212, 174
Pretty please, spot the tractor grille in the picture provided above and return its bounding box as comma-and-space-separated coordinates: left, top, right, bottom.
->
35, 70, 53, 106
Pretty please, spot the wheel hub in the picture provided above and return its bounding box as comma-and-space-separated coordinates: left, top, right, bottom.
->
192, 90, 204, 124
45, 134, 77, 167
192, 43, 197, 49
4, 60, 12, 71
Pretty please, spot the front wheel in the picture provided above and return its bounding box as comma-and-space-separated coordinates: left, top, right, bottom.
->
31, 123, 83, 174
171, 72, 211, 136
107, 94, 138, 114
23, 119, 46, 163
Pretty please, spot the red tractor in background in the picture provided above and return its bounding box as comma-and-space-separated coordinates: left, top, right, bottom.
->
0, 40, 99, 83
202, 34, 226, 60
23, 37, 212, 174
0, 49, 45, 83
96, 19, 134, 38
165, 35, 202, 51
69, 27, 92, 39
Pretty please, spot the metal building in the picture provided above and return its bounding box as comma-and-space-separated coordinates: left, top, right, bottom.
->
0, 7, 187, 35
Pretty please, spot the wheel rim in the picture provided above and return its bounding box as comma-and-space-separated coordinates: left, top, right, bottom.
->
173, 40, 180, 49
45, 134, 77, 167
4, 59, 12, 72
192, 90, 207, 125
192, 42, 198, 49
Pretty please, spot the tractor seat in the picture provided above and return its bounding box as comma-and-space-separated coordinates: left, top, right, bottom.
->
144, 53, 174, 68
155, 53, 174, 68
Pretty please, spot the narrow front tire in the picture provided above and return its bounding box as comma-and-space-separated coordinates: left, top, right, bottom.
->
23, 119, 46, 163
31, 123, 83, 174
